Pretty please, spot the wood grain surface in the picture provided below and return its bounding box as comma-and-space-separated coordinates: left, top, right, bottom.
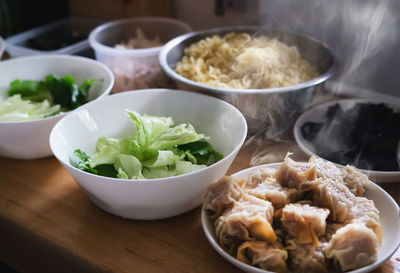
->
0, 139, 399, 273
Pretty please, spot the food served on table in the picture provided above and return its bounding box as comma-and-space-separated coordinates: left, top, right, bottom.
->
175, 32, 319, 89
72, 110, 222, 179
114, 28, 162, 49
301, 102, 400, 171
111, 28, 172, 92
204, 154, 381, 272
0, 74, 96, 122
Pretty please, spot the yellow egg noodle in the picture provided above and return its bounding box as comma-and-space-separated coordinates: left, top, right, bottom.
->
176, 33, 319, 89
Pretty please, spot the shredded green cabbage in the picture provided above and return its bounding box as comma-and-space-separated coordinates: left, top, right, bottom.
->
71, 110, 223, 180
0, 95, 60, 122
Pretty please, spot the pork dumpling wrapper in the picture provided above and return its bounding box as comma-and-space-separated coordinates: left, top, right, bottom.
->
243, 167, 298, 209
286, 239, 328, 273
204, 176, 244, 220
324, 222, 379, 271
276, 155, 356, 223
243, 166, 276, 188
322, 223, 344, 242
281, 203, 330, 245
309, 156, 343, 182
312, 177, 356, 223
214, 194, 276, 253
310, 156, 369, 197
237, 241, 288, 273
341, 165, 370, 196
347, 196, 382, 243
275, 154, 317, 191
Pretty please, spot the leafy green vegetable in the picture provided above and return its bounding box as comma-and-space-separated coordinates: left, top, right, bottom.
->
95, 164, 119, 178
71, 149, 98, 174
71, 149, 119, 178
177, 139, 223, 165
114, 154, 144, 179
70, 111, 223, 180
0, 94, 60, 122
8, 79, 51, 102
1, 74, 97, 122
7, 74, 95, 109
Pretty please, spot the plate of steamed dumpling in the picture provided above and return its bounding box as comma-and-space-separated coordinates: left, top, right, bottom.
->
202, 154, 400, 273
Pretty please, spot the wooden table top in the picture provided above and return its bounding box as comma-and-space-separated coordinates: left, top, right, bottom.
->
0, 137, 399, 273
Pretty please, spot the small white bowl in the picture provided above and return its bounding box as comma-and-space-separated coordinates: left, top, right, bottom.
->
202, 163, 400, 273
49, 89, 248, 220
0, 55, 114, 159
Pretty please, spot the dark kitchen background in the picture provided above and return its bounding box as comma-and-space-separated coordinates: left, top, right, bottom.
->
1, 0, 399, 102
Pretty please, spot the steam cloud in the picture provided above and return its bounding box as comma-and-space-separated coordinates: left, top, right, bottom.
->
247, 0, 399, 165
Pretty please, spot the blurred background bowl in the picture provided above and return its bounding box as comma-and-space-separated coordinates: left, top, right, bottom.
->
159, 26, 338, 134
49, 89, 247, 220
0, 55, 114, 159
0, 36, 5, 59
5, 16, 104, 59
89, 16, 192, 93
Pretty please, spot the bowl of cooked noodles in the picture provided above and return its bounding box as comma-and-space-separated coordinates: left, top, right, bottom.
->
159, 26, 338, 133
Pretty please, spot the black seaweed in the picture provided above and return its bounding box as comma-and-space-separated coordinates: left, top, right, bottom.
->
301, 102, 400, 171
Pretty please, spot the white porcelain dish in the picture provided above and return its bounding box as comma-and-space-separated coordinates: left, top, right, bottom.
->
50, 89, 248, 220
293, 98, 400, 183
0, 55, 114, 159
202, 163, 400, 273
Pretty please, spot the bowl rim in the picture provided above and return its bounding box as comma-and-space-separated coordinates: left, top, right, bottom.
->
159, 25, 339, 95
89, 16, 193, 57
0, 54, 114, 125
50, 88, 248, 184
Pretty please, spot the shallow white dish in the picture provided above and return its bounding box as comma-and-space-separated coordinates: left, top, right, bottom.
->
50, 89, 248, 220
202, 163, 400, 273
294, 98, 400, 183
0, 55, 114, 159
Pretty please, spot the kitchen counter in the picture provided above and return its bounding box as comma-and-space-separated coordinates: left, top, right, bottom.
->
0, 137, 399, 273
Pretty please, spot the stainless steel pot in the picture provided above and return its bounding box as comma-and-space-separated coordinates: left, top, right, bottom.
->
159, 26, 338, 134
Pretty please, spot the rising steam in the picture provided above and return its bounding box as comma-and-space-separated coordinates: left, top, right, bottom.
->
247, 0, 398, 165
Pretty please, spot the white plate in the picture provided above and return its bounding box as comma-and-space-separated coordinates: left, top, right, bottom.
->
201, 163, 400, 273
293, 98, 400, 183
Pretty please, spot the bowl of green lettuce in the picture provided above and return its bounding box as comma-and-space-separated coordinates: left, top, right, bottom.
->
49, 89, 247, 219
0, 55, 114, 159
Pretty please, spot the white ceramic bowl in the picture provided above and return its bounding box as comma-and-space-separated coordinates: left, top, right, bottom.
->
0, 55, 114, 159
49, 89, 248, 220
202, 163, 400, 273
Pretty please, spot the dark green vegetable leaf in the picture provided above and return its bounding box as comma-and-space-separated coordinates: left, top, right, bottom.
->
79, 78, 96, 98
70, 149, 98, 174
177, 139, 223, 166
94, 164, 118, 178
70, 149, 118, 178
7, 74, 95, 111
8, 79, 51, 102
